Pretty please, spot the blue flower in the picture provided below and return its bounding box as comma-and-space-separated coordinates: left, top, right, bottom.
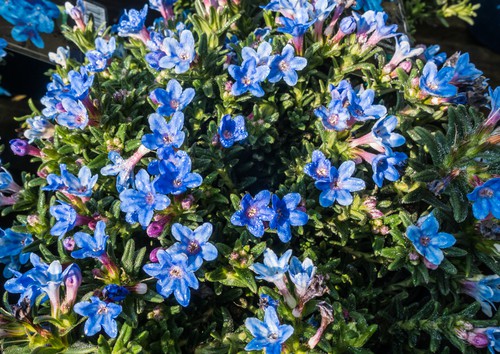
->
269, 193, 309, 243
119, 169, 171, 228
4, 268, 45, 305
242, 41, 273, 67
450, 53, 483, 86
230, 190, 276, 237
228, 57, 270, 97
56, 97, 89, 130
406, 213, 456, 266
353, 0, 383, 11
288, 256, 316, 297
371, 115, 406, 148
10, 15, 46, 49
313, 0, 337, 22
314, 160, 366, 207
486, 87, 500, 126
143, 249, 199, 307
276, 7, 316, 37
67, 67, 94, 100
0, 228, 32, 268
24, 116, 54, 142
384, 35, 424, 72
463, 275, 500, 317
150, 79, 195, 116
168, 222, 218, 269
100, 151, 133, 193
142, 112, 185, 151
71, 221, 108, 259
103, 284, 130, 302
268, 44, 307, 86
159, 30, 196, 74
304, 150, 331, 181
314, 99, 350, 131
117, 5, 148, 37
49, 202, 77, 238
149, 0, 177, 12
485, 327, 500, 353
245, 306, 294, 354
424, 45, 447, 66
467, 178, 500, 220
153, 153, 203, 195
0, 169, 14, 191
86, 37, 116, 72
419, 61, 457, 98
365, 11, 399, 47
250, 248, 292, 283
0, 38, 7, 57
74, 296, 122, 338
259, 294, 279, 309
49, 46, 69, 67
371, 148, 407, 187
43, 164, 98, 198
347, 89, 387, 121
218, 114, 248, 148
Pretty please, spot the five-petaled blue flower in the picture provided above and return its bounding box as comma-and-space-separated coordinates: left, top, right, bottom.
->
467, 178, 500, 220
228, 57, 270, 97
450, 53, 483, 86
142, 112, 186, 152
314, 160, 366, 207
117, 5, 148, 37
314, 99, 350, 131
43, 164, 98, 198
371, 147, 407, 187
119, 169, 170, 228
74, 296, 122, 338
268, 44, 307, 86
242, 41, 272, 67
0, 228, 32, 277
159, 30, 196, 74
406, 213, 456, 266
419, 61, 458, 98
371, 115, 406, 148
463, 275, 500, 317
49, 201, 77, 238
86, 37, 116, 72
71, 221, 108, 259
168, 222, 218, 269
57, 97, 89, 130
304, 150, 331, 181
143, 249, 199, 307
269, 193, 309, 243
231, 190, 276, 237
245, 306, 294, 354
288, 256, 316, 297
153, 153, 203, 195
250, 248, 292, 283
348, 89, 387, 121
218, 114, 248, 148
150, 79, 195, 117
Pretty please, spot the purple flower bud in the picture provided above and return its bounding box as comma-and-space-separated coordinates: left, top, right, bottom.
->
63, 237, 76, 251
339, 16, 356, 35
408, 252, 420, 262
61, 264, 82, 313
467, 332, 489, 348
149, 247, 163, 262
181, 194, 195, 210
146, 221, 165, 238
423, 257, 439, 270
10, 139, 28, 156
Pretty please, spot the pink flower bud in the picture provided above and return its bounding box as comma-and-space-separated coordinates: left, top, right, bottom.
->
467, 332, 489, 348
63, 237, 76, 251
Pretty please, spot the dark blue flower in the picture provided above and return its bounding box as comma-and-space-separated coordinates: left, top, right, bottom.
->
347, 88, 387, 121
218, 114, 248, 148
314, 160, 366, 207
353, 0, 383, 11
268, 44, 307, 86
119, 169, 171, 228
314, 99, 350, 131
250, 248, 292, 283
371, 148, 407, 187
10, 14, 46, 49
103, 284, 130, 302
269, 193, 309, 243
49, 201, 77, 238
142, 112, 185, 152
463, 275, 500, 317
168, 222, 218, 269
485, 327, 500, 353
143, 249, 199, 307
228, 57, 270, 97
117, 5, 148, 37
419, 61, 457, 98
371, 115, 406, 148
245, 306, 294, 354
288, 256, 316, 297
467, 178, 500, 220
71, 221, 108, 259
0, 228, 32, 274
56, 97, 89, 130
150, 79, 195, 116
74, 296, 122, 338
406, 213, 456, 266
153, 153, 202, 195
4, 268, 45, 305
230, 190, 276, 237
424, 44, 447, 66
159, 30, 196, 74
450, 53, 483, 86
304, 150, 331, 181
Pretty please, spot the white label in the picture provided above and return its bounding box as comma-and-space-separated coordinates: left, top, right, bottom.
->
83, 1, 107, 28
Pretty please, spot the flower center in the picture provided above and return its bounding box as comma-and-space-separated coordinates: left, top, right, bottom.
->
246, 206, 258, 218
279, 60, 290, 72
173, 178, 183, 187
327, 114, 338, 126
97, 304, 108, 314
169, 266, 183, 278
223, 130, 233, 139
170, 99, 179, 110
317, 167, 328, 177
163, 134, 173, 143
145, 192, 155, 205
420, 236, 431, 246
242, 77, 252, 85
187, 240, 201, 255
479, 187, 494, 198
267, 332, 279, 341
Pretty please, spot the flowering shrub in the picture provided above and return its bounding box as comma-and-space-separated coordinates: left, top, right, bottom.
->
0, 0, 499, 353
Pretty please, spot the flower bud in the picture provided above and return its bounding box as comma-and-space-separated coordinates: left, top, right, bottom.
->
10, 139, 41, 157
63, 237, 76, 251
339, 16, 356, 35
103, 284, 129, 301
126, 283, 148, 295
150, 247, 163, 262
147, 221, 165, 238
61, 264, 82, 314
181, 194, 195, 210
27, 214, 40, 226
467, 332, 489, 348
